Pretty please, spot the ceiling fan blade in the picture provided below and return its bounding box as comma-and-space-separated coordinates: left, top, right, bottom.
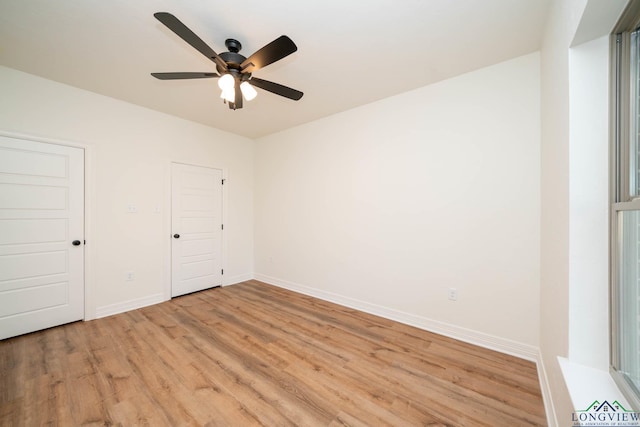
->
234, 78, 243, 109
240, 36, 297, 73
154, 12, 228, 72
151, 72, 219, 80
249, 77, 303, 101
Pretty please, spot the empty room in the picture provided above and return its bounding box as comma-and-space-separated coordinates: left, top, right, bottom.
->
1, 0, 638, 426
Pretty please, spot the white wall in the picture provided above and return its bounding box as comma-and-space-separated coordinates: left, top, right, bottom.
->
254, 53, 541, 354
0, 66, 254, 318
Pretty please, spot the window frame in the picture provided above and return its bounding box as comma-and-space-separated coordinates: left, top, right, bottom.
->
610, 0, 640, 409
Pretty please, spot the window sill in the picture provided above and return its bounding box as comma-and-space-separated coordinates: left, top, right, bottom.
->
559, 357, 634, 411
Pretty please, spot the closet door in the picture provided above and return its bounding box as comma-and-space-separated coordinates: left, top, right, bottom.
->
0, 136, 84, 339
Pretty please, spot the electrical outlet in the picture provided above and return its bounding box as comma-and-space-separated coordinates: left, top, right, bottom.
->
127, 204, 137, 213
126, 271, 135, 281
448, 288, 458, 301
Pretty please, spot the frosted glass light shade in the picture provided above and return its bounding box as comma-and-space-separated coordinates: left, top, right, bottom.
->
217, 74, 234, 90
220, 87, 235, 103
240, 81, 257, 101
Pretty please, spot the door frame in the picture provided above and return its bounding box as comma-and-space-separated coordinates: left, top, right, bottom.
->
165, 161, 227, 300
0, 130, 95, 320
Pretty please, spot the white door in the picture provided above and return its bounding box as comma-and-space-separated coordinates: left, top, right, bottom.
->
171, 163, 223, 297
0, 136, 84, 339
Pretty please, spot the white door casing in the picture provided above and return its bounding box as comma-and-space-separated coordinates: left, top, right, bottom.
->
0, 135, 84, 339
171, 163, 223, 297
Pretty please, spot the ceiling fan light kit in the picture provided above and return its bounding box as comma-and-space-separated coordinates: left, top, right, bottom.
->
151, 12, 303, 110
240, 82, 257, 101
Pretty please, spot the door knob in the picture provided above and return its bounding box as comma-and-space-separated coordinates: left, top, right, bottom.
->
173, 234, 180, 239
72, 240, 82, 246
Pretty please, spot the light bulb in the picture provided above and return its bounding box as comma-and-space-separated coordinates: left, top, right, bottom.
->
217, 74, 234, 90
240, 81, 257, 101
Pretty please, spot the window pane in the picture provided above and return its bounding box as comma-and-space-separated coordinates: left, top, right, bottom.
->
618, 210, 640, 392
630, 30, 640, 197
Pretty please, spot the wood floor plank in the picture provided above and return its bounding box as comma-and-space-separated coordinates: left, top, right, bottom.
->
177, 333, 305, 426
0, 280, 547, 426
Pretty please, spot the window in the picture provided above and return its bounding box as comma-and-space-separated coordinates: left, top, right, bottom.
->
612, 1, 640, 408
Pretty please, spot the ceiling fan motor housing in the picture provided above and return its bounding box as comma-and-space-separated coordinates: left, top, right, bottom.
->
218, 51, 247, 75
217, 38, 248, 78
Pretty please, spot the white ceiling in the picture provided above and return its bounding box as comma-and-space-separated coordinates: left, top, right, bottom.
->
0, 0, 550, 139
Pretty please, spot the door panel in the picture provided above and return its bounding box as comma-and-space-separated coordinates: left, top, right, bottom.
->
0, 251, 67, 281
0, 136, 84, 340
171, 163, 223, 297
0, 184, 68, 209
0, 219, 67, 245
0, 145, 68, 177
3, 282, 68, 317
181, 239, 216, 257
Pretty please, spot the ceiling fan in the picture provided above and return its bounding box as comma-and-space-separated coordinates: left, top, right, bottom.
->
151, 12, 303, 110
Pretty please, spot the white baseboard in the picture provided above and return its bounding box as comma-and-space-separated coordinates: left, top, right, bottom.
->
95, 292, 166, 319
537, 350, 559, 427
253, 273, 539, 362
93, 271, 252, 319
223, 272, 253, 286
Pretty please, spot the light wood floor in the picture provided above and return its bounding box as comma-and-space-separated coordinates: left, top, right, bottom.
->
0, 280, 547, 426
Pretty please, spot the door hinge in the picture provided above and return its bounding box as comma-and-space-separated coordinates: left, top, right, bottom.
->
221, 179, 225, 185
221, 269, 224, 275
221, 224, 224, 230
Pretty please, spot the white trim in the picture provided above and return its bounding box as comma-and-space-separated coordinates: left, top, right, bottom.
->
95, 293, 166, 319
0, 130, 96, 320
537, 351, 559, 427
254, 273, 539, 362
560, 357, 635, 413
223, 273, 253, 286
163, 160, 172, 302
